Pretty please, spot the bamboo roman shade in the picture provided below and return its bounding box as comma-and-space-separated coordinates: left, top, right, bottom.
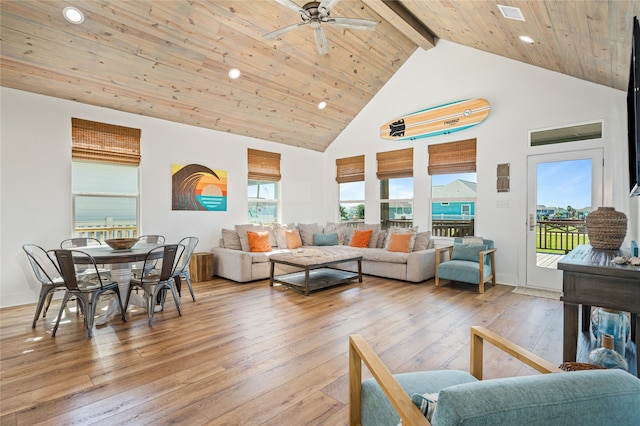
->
71, 118, 141, 166
248, 148, 281, 181
376, 148, 413, 180
336, 155, 365, 183
428, 139, 476, 175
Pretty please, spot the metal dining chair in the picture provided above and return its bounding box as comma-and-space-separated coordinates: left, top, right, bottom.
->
173, 236, 199, 302
61, 237, 110, 277
132, 235, 165, 277
136, 235, 165, 244
50, 249, 126, 338
126, 244, 185, 326
23, 244, 67, 328
60, 237, 102, 248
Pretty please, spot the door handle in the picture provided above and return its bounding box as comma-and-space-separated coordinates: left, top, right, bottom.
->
529, 213, 535, 231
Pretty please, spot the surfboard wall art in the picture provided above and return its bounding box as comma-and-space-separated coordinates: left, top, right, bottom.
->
380, 98, 491, 141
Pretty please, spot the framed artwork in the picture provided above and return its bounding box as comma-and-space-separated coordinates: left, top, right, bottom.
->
172, 164, 227, 211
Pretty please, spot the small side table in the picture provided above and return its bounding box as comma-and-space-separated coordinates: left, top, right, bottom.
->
189, 252, 213, 283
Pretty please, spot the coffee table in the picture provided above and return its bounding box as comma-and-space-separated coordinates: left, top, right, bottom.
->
269, 249, 362, 296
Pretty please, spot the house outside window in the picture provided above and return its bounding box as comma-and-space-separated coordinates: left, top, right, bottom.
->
70, 118, 140, 240
377, 148, 413, 230
428, 139, 477, 237
380, 177, 414, 229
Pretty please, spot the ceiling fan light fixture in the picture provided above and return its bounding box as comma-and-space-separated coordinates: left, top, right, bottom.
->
519, 35, 534, 44
317, 101, 327, 110
228, 68, 241, 79
63, 6, 84, 24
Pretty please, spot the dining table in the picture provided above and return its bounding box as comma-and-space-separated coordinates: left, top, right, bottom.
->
71, 242, 163, 324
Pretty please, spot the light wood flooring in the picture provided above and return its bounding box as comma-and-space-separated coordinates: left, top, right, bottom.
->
1, 276, 565, 425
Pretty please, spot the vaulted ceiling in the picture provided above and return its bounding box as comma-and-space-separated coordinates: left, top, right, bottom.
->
1, 1, 638, 152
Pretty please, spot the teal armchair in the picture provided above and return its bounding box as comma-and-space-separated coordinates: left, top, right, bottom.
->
435, 238, 496, 293
349, 326, 640, 426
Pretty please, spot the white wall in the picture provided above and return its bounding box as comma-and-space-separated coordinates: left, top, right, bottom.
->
3, 39, 639, 307
0, 88, 324, 307
324, 40, 639, 287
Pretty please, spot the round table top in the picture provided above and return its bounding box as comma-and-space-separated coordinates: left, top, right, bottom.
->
70, 243, 162, 264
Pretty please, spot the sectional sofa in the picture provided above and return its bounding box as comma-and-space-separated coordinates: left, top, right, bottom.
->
212, 222, 443, 283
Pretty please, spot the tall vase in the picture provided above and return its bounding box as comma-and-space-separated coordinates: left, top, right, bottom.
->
596, 308, 627, 356
586, 207, 627, 250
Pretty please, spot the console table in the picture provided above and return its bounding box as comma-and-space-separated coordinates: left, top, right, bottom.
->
558, 245, 640, 377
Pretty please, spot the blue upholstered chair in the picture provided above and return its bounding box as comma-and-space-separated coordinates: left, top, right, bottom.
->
435, 238, 496, 293
349, 326, 640, 426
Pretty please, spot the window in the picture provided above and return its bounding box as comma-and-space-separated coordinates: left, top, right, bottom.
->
248, 148, 280, 225
71, 118, 140, 240
336, 155, 365, 224
248, 180, 278, 224
377, 148, 413, 230
428, 139, 476, 236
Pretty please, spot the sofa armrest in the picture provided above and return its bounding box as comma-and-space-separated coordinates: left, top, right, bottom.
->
349, 334, 430, 426
212, 247, 254, 282
405, 249, 437, 282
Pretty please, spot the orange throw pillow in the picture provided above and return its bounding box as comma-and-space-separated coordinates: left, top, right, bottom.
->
388, 232, 413, 253
350, 229, 373, 248
284, 229, 303, 249
247, 231, 272, 252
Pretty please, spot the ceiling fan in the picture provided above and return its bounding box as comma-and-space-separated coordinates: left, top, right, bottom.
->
263, 0, 378, 55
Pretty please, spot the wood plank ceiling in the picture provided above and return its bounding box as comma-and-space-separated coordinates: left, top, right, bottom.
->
1, 1, 638, 152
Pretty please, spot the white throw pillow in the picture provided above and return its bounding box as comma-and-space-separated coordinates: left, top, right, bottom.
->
297, 223, 323, 246
221, 228, 242, 250
324, 222, 347, 245
413, 231, 432, 251
384, 226, 418, 251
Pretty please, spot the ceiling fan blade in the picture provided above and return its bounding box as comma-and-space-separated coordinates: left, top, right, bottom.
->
327, 17, 377, 31
263, 22, 307, 39
275, 0, 310, 19
314, 26, 329, 55
319, 0, 340, 14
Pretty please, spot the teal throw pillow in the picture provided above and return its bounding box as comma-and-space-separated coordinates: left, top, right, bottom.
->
313, 232, 338, 246
451, 242, 488, 262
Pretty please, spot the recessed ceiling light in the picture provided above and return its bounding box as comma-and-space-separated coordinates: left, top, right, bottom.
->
317, 101, 327, 110
63, 6, 84, 24
519, 35, 535, 44
228, 68, 241, 79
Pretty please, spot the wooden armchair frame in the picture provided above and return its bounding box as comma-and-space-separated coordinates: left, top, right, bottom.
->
434, 246, 497, 293
348, 326, 562, 426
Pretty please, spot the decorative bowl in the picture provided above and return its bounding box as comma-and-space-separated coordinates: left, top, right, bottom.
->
105, 238, 138, 250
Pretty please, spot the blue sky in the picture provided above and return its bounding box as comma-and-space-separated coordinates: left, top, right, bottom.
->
537, 159, 592, 208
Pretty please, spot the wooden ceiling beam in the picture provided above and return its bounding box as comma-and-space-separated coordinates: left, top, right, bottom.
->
363, 0, 436, 51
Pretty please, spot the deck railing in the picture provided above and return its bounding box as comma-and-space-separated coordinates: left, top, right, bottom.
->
432, 220, 475, 237
536, 219, 588, 253
74, 226, 137, 240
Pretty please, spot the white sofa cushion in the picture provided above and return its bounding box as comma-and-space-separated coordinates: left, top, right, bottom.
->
235, 223, 264, 251
297, 223, 323, 246
221, 228, 242, 250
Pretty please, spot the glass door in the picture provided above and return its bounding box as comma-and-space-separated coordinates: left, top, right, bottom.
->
526, 149, 603, 290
